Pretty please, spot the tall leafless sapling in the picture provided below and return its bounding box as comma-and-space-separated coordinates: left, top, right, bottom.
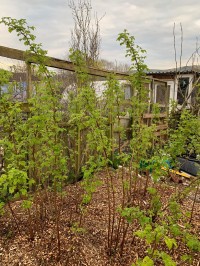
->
68, 0, 103, 66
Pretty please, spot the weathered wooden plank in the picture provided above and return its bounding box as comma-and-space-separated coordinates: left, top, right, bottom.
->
154, 131, 168, 137
143, 113, 167, 119
0, 45, 26, 61
156, 124, 168, 130
0, 46, 169, 84
0, 45, 129, 80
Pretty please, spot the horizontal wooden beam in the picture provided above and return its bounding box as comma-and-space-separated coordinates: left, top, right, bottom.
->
0, 45, 130, 80
154, 131, 167, 137
143, 113, 167, 119
156, 124, 168, 130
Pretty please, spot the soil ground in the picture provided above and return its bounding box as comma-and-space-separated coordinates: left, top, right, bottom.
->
0, 169, 199, 266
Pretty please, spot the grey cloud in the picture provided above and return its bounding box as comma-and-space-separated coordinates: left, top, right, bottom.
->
0, 0, 200, 69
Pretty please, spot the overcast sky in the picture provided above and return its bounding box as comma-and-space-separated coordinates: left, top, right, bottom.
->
0, 0, 200, 70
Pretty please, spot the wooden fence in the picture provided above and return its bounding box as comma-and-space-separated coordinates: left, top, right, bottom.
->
0, 45, 169, 176
0, 45, 168, 136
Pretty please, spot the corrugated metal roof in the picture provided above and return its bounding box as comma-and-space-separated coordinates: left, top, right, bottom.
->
146, 65, 200, 74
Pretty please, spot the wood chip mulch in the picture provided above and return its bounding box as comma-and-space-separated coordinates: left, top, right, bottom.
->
0, 169, 199, 266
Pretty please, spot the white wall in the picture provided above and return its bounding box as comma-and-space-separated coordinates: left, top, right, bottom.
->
166, 74, 194, 108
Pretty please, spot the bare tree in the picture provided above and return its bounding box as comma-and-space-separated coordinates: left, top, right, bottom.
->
68, 0, 103, 66
173, 23, 200, 114
99, 58, 130, 73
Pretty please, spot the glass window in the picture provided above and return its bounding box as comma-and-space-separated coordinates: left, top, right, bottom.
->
124, 85, 132, 100
177, 77, 189, 105
156, 84, 170, 105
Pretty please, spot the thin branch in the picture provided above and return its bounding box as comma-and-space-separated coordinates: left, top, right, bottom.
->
173, 23, 178, 100
173, 23, 178, 73
179, 22, 183, 70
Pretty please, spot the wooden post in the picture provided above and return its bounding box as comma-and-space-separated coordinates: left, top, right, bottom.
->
26, 62, 32, 99
26, 62, 32, 185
